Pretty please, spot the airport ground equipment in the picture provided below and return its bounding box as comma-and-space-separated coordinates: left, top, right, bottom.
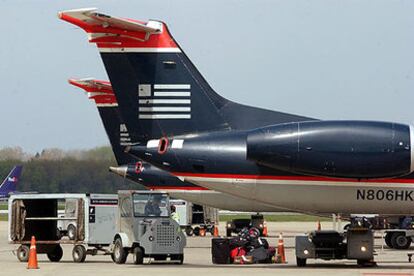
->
170, 199, 218, 236
346, 215, 414, 249
295, 227, 374, 267
111, 190, 186, 264
8, 193, 118, 263
226, 214, 266, 237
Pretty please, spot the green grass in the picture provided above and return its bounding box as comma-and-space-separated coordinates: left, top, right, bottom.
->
0, 214, 7, 221
219, 214, 331, 222
0, 204, 7, 211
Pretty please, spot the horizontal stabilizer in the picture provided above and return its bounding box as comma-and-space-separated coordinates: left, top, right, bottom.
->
68, 78, 117, 106
58, 8, 167, 46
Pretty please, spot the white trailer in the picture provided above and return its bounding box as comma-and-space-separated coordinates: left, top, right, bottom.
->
8, 193, 118, 262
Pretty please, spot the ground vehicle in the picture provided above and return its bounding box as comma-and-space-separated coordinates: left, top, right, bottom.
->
346, 215, 414, 249
8, 193, 118, 263
57, 198, 78, 240
295, 227, 374, 267
170, 199, 218, 236
111, 191, 186, 264
226, 214, 266, 237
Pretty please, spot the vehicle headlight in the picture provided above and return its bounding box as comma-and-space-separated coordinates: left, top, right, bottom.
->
176, 236, 181, 241
304, 249, 309, 255
149, 236, 154, 241
227, 223, 232, 228
360, 246, 367, 252
259, 224, 264, 228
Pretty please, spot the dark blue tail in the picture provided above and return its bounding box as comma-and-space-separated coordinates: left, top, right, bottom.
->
61, 9, 313, 144
0, 165, 22, 197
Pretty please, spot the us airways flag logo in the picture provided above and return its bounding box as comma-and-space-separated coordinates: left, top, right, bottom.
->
138, 84, 191, 119
8, 177, 17, 183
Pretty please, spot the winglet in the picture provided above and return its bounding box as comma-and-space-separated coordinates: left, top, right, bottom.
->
68, 78, 117, 106
58, 8, 176, 49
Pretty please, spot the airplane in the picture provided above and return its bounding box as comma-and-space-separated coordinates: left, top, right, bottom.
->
68, 78, 281, 212
0, 166, 23, 199
60, 8, 414, 216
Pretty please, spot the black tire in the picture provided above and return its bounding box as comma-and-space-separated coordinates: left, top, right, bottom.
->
185, 227, 193, 236
296, 257, 306, 267
133, 247, 144, 265
112, 238, 128, 264
16, 245, 29, 262
226, 229, 232, 237
171, 254, 184, 264
47, 245, 63, 262
67, 224, 77, 240
384, 232, 394, 248
193, 227, 200, 236
72, 245, 87, 263
391, 232, 412, 249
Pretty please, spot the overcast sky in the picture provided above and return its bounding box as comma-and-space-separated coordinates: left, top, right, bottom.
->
2, 0, 414, 153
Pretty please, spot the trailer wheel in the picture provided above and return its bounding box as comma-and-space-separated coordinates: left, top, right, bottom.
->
72, 245, 87, 263
112, 238, 128, 264
391, 232, 412, 249
171, 254, 184, 264
16, 245, 30, 262
185, 227, 193, 236
133, 247, 144, 265
193, 227, 200, 236
384, 233, 394, 248
296, 257, 307, 267
67, 224, 77, 240
47, 245, 63, 262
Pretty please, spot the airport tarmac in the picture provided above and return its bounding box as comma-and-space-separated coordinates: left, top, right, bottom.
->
0, 221, 413, 276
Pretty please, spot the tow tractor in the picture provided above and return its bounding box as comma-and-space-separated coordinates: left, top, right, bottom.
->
111, 190, 186, 264
295, 218, 374, 267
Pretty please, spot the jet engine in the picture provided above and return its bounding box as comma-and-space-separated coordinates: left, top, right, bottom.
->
246, 121, 414, 179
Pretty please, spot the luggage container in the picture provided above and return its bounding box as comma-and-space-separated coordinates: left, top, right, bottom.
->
170, 199, 218, 236
8, 193, 118, 263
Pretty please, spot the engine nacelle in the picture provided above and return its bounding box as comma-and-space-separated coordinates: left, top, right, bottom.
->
246, 121, 414, 179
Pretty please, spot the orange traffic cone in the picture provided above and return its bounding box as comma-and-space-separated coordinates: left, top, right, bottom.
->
276, 233, 286, 264
27, 236, 39, 269
213, 225, 219, 237
317, 220, 321, 231
199, 228, 206, 237
262, 223, 268, 237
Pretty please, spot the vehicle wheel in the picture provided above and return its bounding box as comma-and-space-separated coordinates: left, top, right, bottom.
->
67, 224, 77, 240
16, 245, 30, 262
72, 245, 87, 263
47, 245, 63, 262
154, 255, 167, 261
171, 254, 184, 264
296, 257, 306, 267
193, 227, 200, 236
343, 223, 351, 230
391, 232, 412, 249
133, 247, 144, 265
112, 238, 128, 264
226, 229, 232, 237
384, 233, 394, 248
185, 227, 193, 236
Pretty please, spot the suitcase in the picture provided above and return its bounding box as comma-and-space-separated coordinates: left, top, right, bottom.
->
247, 247, 269, 263
212, 238, 230, 264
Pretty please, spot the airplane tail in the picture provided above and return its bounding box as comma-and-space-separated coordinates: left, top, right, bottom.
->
0, 165, 23, 195
68, 78, 135, 165
60, 8, 312, 143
